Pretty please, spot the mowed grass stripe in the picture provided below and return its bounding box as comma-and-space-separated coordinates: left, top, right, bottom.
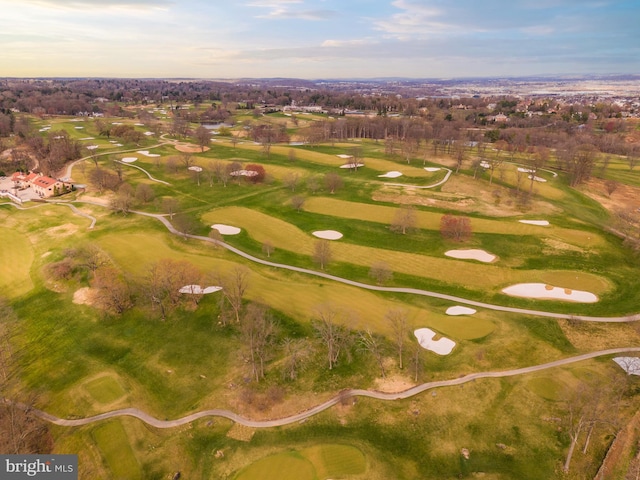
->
97, 231, 494, 339
92, 420, 142, 480
200, 207, 610, 293
303, 197, 606, 248
0, 227, 34, 298
223, 140, 440, 177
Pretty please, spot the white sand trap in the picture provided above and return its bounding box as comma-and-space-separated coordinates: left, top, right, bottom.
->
528, 175, 547, 183
312, 230, 343, 240
86, 145, 99, 150
502, 283, 598, 303
188, 166, 203, 172
112, 122, 123, 125
446, 306, 477, 316
613, 357, 640, 375
114, 143, 123, 147
336, 154, 353, 159
54, 135, 64, 139
144, 131, 154, 136
179, 285, 222, 295
445, 249, 496, 263
230, 170, 258, 177
340, 163, 364, 169
379, 171, 403, 178
137, 150, 160, 157
135, 123, 145, 126
74, 126, 84, 129
212, 224, 241, 235
39, 127, 51, 132
121, 157, 137, 163
424, 167, 441, 172
480, 161, 491, 168
517, 167, 535, 173
414, 328, 456, 355
80, 137, 95, 140
519, 220, 550, 226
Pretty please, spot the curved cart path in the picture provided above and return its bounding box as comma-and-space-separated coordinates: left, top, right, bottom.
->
132, 211, 640, 323
27, 347, 640, 429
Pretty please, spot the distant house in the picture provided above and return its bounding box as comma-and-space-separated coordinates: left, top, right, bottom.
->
11, 171, 68, 198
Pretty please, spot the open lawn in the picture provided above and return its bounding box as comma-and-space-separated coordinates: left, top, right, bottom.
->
92, 421, 142, 480
0, 225, 34, 298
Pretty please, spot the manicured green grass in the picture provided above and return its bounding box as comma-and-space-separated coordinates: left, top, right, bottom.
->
233, 444, 366, 480
92, 420, 142, 480
300, 444, 367, 478
233, 451, 316, 480
84, 374, 127, 404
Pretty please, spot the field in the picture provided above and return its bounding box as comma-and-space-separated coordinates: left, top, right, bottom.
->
1, 110, 640, 479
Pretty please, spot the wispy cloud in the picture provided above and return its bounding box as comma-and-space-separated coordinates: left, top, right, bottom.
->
19, 0, 172, 10
249, 0, 336, 20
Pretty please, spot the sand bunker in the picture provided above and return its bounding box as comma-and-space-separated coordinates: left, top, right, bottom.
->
414, 328, 456, 355
480, 161, 491, 168
114, 143, 123, 147
86, 145, 99, 150
379, 171, 403, 178
135, 123, 145, 126
80, 137, 95, 140
312, 230, 343, 240
519, 220, 550, 226
188, 166, 203, 172
73, 287, 95, 305
340, 163, 364, 169
179, 285, 222, 295
445, 249, 496, 263
211, 224, 241, 235
336, 154, 353, 159
424, 167, 441, 172
74, 126, 84, 129
528, 175, 547, 183
502, 283, 598, 303
230, 170, 258, 177
446, 306, 477, 316
121, 157, 137, 163
137, 150, 160, 157
144, 131, 154, 136
613, 357, 640, 375
517, 167, 535, 173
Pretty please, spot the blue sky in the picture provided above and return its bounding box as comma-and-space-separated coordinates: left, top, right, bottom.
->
1, 0, 638, 78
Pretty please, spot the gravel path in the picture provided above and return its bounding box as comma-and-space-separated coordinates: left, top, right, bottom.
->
27, 347, 640, 429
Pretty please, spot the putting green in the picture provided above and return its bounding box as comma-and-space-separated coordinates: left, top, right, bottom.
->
84, 374, 127, 404
0, 227, 34, 298
300, 444, 367, 478
234, 451, 315, 480
235, 444, 366, 480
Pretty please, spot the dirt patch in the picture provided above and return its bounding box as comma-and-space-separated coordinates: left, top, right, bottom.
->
73, 287, 96, 306
226, 423, 255, 442
581, 177, 640, 213
373, 175, 560, 218
175, 144, 209, 153
45, 223, 79, 238
373, 374, 415, 393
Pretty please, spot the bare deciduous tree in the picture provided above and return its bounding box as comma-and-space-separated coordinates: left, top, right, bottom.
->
281, 337, 312, 381
92, 266, 132, 314
391, 205, 417, 235
218, 267, 250, 324
262, 240, 275, 258
359, 329, 387, 378
313, 239, 332, 270
291, 195, 305, 212
312, 304, 350, 370
369, 261, 393, 285
241, 302, 277, 382
385, 308, 408, 369
324, 172, 343, 194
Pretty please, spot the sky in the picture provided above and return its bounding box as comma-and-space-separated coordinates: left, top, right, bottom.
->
1, 0, 639, 79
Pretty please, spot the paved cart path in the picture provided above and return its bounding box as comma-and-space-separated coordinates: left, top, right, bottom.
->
22, 347, 640, 429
